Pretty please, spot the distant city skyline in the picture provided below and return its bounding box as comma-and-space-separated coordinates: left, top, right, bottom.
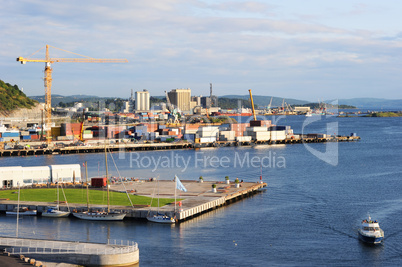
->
1, 1, 402, 101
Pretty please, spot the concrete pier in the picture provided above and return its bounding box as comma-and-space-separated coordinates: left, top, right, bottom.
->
0, 135, 360, 157
0, 180, 267, 222
0, 237, 139, 266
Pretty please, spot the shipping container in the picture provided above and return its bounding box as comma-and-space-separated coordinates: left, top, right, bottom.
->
2, 132, 20, 137
270, 130, 286, 141
200, 137, 216, 143
236, 136, 252, 142
91, 177, 107, 187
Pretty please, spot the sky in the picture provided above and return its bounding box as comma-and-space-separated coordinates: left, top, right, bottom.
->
1, 0, 401, 101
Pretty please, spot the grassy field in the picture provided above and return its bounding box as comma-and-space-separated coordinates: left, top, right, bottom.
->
0, 188, 175, 207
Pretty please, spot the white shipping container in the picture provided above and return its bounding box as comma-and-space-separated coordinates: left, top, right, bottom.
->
270, 130, 286, 141
253, 131, 271, 141
245, 126, 268, 132
185, 129, 198, 134
200, 137, 216, 143
236, 136, 252, 142
199, 126, 219, 132
219, 131, 235, 138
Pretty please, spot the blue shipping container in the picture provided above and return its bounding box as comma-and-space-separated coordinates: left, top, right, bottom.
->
2, 132, 20, 137
22, 135, 31, 140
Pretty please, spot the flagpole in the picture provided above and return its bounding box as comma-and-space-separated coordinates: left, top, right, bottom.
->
174, 175, 177, 214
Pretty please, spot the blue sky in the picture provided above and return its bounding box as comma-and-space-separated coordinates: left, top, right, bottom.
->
1, 0, 401, 101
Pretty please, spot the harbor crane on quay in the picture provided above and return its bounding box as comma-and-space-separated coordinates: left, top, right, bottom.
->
16, 45, 128, 144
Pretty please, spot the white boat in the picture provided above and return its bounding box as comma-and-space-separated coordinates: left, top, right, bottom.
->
42, 180, 70, 218
6, 206, 37, 216
305, 112, 312, 117
72, 148, 126, 221
358, 216, 384, 244
72, 211, 126, 221
146, 176, 187, 224
42, 206, 70, 218
147, 213, 175, 224
146, 177, 175, 224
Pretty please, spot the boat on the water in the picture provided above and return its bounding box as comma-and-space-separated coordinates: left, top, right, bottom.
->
147, 213, 175, 224
358, 216, 384, 244
42, 181, 70, 218
6, 206, 37, 216
72, 148, 126, 221
42, 206, 70, 218
146, 177, 176, 224
72, 211, 126, 221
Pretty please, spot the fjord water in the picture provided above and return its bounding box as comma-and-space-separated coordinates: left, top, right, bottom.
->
0, 116, 401, 266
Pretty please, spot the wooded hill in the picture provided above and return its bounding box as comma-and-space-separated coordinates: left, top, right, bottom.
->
0, 80, 37, 112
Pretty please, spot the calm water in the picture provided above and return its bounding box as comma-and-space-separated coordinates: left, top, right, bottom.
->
0, 115, 401, 266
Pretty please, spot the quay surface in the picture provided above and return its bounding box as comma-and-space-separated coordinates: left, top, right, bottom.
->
0, 135, 360, 157
0, 180, 267, 222
0, 237, 139, 266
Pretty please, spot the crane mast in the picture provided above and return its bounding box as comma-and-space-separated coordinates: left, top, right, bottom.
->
248, 89, 257, 121
17, 45, 128, 144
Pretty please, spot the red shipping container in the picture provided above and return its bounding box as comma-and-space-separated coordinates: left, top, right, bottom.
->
30, 135, 39, 140
91, 177, 107, 187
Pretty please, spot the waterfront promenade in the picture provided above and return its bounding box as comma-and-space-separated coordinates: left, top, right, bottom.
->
0, 180, 266, 221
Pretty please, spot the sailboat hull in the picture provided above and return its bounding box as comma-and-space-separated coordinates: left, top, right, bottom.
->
147, 215, 175, 224
42, 210, 70, 218
72, 211, 126, 221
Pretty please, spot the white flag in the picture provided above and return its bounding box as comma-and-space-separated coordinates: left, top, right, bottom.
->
175, 175, 187, 192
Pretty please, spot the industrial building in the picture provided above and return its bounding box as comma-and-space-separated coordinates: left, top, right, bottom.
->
135, 89, 150, 111
168, 88, 191, 112
0, 164, 82, 188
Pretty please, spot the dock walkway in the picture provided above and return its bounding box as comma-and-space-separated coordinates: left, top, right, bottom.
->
0, 237, 139, 266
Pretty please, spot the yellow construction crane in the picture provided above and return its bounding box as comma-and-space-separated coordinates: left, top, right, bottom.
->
17, 45, 128, 143
248, 89, 257, 121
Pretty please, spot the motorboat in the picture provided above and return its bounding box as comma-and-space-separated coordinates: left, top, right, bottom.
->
6, 206, 37, 216
42, 206, 70, 218
72, 210, 126, 221
147, 213, 175, 224
358, 216, 384, 244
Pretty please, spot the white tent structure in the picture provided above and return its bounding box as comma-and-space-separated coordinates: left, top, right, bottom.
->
0, 164, 81, 188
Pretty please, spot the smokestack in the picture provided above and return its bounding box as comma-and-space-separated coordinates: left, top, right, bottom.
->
210, 83, 212, 98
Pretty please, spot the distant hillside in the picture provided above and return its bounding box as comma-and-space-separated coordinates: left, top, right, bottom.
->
334, 98, 402, 109
30, 94, 101, 105
221, 95, 309, 108
0, 80, 37, 114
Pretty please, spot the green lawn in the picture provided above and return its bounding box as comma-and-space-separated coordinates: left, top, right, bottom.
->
0, 188, 175, 207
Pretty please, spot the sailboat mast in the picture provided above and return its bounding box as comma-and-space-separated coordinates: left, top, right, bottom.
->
85, 162, 89, 211
57, 175, 59, 210
174, 176, 177, 213
16, 183, 20, 238
105, 147, 110, 213
157, 178, 160, 213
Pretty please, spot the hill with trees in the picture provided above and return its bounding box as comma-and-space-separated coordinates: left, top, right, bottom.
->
0, 80, 37, 114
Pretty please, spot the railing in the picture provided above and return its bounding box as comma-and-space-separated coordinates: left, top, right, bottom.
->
0, 238, 138, 255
